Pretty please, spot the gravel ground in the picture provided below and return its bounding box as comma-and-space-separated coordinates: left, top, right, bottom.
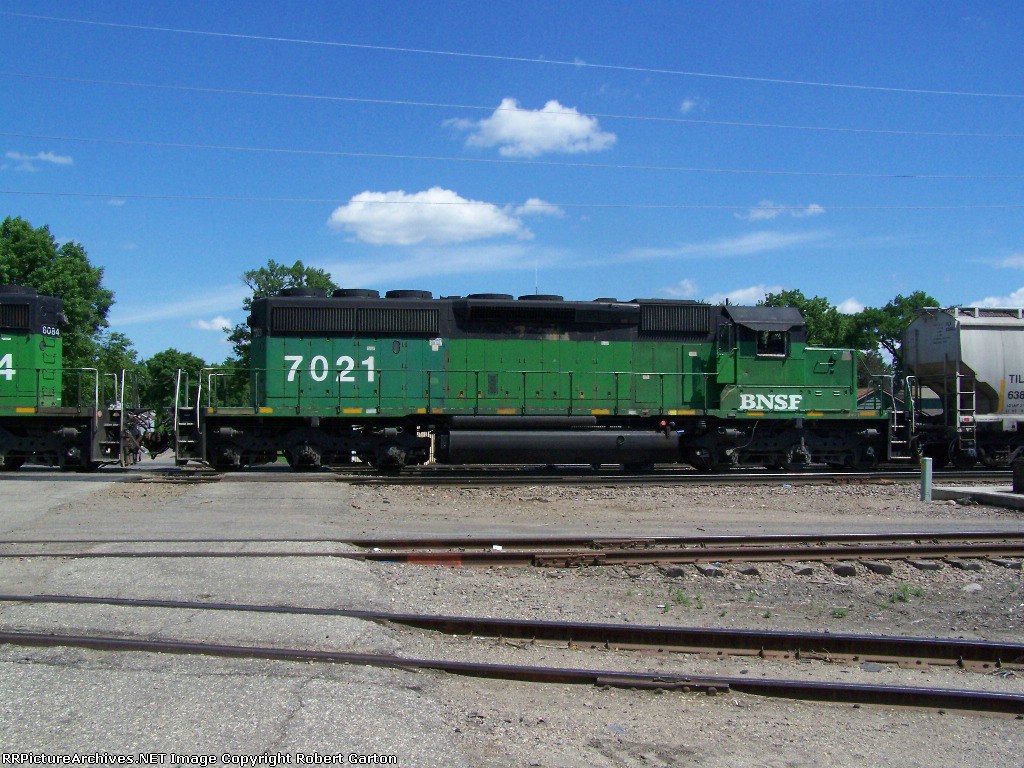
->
1, 470, 1022, 765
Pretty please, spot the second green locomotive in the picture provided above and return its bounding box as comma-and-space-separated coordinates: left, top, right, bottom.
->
175, 289, 889, 470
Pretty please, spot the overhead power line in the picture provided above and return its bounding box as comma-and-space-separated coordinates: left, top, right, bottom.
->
4, 11, 1022, 100
3, 72, 1021, 141
3, 190, 1023, 211
1, 130, 1019, 180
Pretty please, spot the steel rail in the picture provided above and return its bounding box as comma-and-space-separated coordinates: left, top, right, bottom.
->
1, 593, 1021, 671
1, 536, 1022, 566
128, 467, 1008, 486
343, 469, 1009, 487
1, 530, 1021, 547
0, 629, 1021, 715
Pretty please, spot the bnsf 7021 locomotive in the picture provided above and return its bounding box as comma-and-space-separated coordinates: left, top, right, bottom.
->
172, 289, 890, 471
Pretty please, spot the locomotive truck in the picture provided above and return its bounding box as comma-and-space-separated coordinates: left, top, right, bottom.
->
172, 288, 892, 471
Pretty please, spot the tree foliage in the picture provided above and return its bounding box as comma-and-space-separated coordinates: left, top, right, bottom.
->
762, 289, 861, 348
853, 291, 940, 373
758, 288, 939, 384
227, 259, 338, 364
142, 348, 207, 410
0, 216, 114, 368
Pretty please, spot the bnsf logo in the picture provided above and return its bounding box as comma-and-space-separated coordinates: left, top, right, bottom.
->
739, 393, 804, 411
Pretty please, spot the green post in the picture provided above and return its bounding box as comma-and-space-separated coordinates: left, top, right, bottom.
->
920, 457, 933, 501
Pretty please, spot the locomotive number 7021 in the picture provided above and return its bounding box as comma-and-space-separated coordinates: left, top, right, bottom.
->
283, 354, 375, 384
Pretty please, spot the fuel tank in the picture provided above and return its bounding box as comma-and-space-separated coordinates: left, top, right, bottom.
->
435, 430, 680, 465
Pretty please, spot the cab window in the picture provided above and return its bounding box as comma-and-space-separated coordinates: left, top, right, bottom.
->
717, 323, 734, 353
756, 330, 788, 357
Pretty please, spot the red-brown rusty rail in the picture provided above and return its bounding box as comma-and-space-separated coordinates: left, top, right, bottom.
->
1, 593, 1021, 671
0, 628, 1020, 715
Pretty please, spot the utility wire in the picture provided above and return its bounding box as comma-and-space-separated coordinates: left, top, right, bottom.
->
3, 72, 1020, 141
4, 11, 1022, 100
3, 190, 1023, 211
1, 130, 1019, 180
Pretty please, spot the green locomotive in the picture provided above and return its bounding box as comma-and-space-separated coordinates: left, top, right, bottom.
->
176, 289, 890, 470
0, 285, 143, 469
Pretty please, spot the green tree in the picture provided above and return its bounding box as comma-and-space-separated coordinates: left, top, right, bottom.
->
856, 348, 894, 388
143, 348, 207, 411
90, 331, 145, 404
227, 259, 338, 364
762, 289, 860, 348
0, 217, 114, 369
855, 291, 940, 373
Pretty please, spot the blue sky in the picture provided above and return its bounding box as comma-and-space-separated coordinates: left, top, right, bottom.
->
2, 1, 1023, 362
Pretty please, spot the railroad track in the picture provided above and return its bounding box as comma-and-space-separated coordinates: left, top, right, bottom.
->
348, 530, 1024, 567
129, 466, 1010, 486
1, 531, 1023, 567
0, 593, 1021, 715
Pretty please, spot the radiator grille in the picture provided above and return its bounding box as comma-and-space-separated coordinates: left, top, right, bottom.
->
640, 303, 711, 334
0, 303, 30, 331
268, 305, 439, 335
270, 306, 356, 333
357, 307, 438, 335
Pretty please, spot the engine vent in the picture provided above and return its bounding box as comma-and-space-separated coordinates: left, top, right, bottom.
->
270, 306, 357, 333
640, 303, 711, 334
357, 307, 439, 335
0, 303, 30, 331
269, 305, 439, 335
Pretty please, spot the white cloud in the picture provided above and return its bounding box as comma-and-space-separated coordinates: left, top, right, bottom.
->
612, 230, 826, 264
837, 297, 865, 314
328, 187, 531, 246
705, 284, 783, 306
664, 279, 699, 298
514, 198, 565, 217
451, 98, 616, 157
192, 315, 233, 332
679, 97, 708, 115
108, 199, 126, 207
970, 287, 1024, 307
995, 254, 1024, 269
735, 200, 826, 222
4, 150, 73, 172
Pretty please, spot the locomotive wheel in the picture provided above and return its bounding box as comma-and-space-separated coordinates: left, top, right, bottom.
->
1, 456, 25, 471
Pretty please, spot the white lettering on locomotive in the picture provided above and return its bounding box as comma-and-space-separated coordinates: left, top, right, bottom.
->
739, 393, 803, 411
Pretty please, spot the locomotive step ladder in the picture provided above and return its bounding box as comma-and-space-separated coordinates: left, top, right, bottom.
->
889, 408, 912, 459
173, 370, 203, 465
885, 375, 915, 460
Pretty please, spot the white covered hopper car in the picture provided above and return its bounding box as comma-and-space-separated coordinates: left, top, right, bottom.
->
903, 307, 1024, 467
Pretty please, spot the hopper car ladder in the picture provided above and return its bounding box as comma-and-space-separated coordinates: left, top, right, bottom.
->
955, 371, 978, 455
